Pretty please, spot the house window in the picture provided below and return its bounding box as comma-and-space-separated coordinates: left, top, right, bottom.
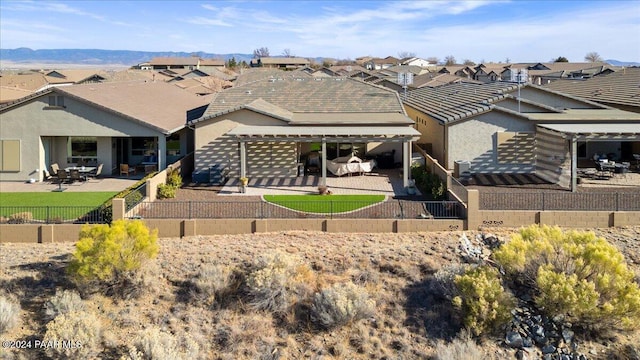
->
166, 134, 181, 156
0, 139, 21, 172
67, 137, 97, 161
47, 95, 65, 108
131, 137, 156, 156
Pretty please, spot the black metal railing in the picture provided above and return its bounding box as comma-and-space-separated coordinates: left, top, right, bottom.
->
480, 192, 640, 211
128, 200, 465, 220
123, 182, 147, 212
0, 206, 108, 224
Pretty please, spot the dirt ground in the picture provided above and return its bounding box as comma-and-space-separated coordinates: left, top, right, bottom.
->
1, 226, 639, 359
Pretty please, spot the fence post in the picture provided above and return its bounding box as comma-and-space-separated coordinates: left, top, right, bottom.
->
465, 189, 480, 230
112, 198, 126, 221
330, 201, 334, 220
46, 206, 50, 224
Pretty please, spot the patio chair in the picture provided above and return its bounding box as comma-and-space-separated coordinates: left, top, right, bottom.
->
69, 169, 84, 182
89, 163, 103, 179
120, 164, 136, 177
50, 163, 60, 176
55, 170, 70, 184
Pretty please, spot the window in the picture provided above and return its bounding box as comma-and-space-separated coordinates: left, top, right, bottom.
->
67, 137, 97, 162
0, 140, 21, 172
47, 95, 65, 108
131, 137, 156, 156
166, 134, 181, 156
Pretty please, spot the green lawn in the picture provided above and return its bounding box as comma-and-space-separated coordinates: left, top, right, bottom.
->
0, 192, 117, 220
263, 194, 386, 214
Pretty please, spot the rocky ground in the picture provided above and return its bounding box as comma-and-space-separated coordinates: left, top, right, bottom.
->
0, 226, 639, 359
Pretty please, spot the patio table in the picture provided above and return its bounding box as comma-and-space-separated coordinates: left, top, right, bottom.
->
64, 166, 96, 173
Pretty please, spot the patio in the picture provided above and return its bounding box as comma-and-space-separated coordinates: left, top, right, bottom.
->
0, 176, 141, 193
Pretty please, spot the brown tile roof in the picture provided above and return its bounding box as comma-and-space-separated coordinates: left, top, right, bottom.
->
0, 73, 49, 92
412, 73, 482, 88
44, 69, 108, 83
199, 58, 225, 66
195, 77, 409, 125
233, 68, 311, 86
544, 67, 640, 109
54, 81, 211, 133
256, 57, 310, 65
148, 57, 200, 66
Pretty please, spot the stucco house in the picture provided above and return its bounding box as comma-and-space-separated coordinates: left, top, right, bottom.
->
0, 81, 210, 182
188, 75, 421, 188
403, 82, 640, 191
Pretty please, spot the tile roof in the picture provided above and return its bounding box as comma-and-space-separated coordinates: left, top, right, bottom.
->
195, 76, 407, 125
411, 73, 482, 88
148, 57, 200, 66
233, 68, 311, 86
53, 81, 211, 133
544, 67, 640, 108
255, 57, 310, 65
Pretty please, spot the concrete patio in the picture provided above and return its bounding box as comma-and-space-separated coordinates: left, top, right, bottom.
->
0, 177, 140, 193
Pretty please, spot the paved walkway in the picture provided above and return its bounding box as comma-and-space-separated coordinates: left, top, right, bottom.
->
0, 177, 140, 193
218, 169, 413, 196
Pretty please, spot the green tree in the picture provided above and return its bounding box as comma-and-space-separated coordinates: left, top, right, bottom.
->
553, 56, 569, 62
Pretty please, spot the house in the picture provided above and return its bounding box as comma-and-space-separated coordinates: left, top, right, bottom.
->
0, 70, 108, 104
411, 73, 482, 88
502, 62, 616, 85
544, 67, 640, 113
0, 81, 211, 182
363, 56, 401, 70
402, 82, 640, 191
140, 56, 225, 70
249, 57, 310, 69
400, 57, 436, 68
188, 75, 420, 188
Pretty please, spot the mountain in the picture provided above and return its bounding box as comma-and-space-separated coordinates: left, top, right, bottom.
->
605, 59, 640, 67
0, 48, 255, 66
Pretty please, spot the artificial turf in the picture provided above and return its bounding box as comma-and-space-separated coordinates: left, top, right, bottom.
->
0, 192, 117, 220
263, 194, 386, 213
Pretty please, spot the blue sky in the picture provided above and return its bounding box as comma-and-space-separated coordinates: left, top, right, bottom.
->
1, 0, 639, 63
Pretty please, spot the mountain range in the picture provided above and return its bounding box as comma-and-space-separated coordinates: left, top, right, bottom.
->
1, 48, 638, 67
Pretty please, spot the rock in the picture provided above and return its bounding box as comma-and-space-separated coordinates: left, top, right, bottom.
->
543, 354, 552, 360
533, 324, 545, 337
534, 335, 548, 345
506, 331, 524, 349
542, 344, 556, 354
560, 355, 571, 360
515, 349, 527, 360
522, 337, 534, 348
561, 328, 574, 343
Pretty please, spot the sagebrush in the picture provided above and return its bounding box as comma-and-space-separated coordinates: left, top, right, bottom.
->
434, 330, 485, 360
44, 311, 102, 359
493, 225, 640, 332
0, 295, 20, 334
311, 281, 375, 329
67, 220, 159, 298
122, 326, 201, 360
192, 263, 237, 305
44, 290, 84, 321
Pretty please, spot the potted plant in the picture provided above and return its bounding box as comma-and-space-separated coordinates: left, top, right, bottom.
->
240, 177, 249, 186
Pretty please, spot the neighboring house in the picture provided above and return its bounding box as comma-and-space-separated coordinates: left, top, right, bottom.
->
400, 57, 436, 68
249, 57, 310, 69
402, 82, 640, 191
545, 67, 640, 113
364, 56, 401, 70
0, 81, 210, 182
188, 76, 420, 188
411, 73, 482, 88
503, 62, 616, 85
0, 70, 107, 104
139, 56, 225, 70
438, 65, 475, 79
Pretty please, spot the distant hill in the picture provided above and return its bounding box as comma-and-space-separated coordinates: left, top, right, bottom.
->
0, 48, 255, 67
605, 59, 640, 67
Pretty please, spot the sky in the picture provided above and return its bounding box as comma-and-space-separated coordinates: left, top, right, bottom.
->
1, 0, 639, 63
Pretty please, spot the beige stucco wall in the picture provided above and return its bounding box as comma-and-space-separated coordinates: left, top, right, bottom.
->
403, 104, 445, 163
519, 87, 600, 110
448, 112, 535, 172
1, 95, 164, 181
194, 110, 289, 180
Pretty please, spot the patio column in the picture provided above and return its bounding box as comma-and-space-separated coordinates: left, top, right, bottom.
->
570, 136, 577, 192
321, 139, 327, 186
403, 140, 410, 188
239, 141, 247, 179
158, 136, 166, 170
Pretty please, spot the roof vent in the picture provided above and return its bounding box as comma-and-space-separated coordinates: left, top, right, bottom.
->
245, 90, 252, 94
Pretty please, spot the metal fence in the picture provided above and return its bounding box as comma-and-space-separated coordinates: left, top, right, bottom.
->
124, 182, 147, 212
128, 200, 465, 220
0, 206, 108, 224
480, 192, 640, 211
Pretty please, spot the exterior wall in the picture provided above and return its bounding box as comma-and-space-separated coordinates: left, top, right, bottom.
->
498, 98, 554, 113
518, 87, 600, 110
536, 127, 571, 188
0, 96, 164, 181
193, 110, 288, 180
447, 112, 535, 171
404, 104, 445, 161
247, 141, 297, 177
366, 142, 403, 163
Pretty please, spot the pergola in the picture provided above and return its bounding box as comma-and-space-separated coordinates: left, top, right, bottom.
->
227, 125, 421, 188
537, 123, 640, 192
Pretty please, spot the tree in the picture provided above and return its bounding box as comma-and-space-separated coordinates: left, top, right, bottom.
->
462, 59, 475, 66
444, 55, 456, 66
282, 48, 294, 58
585, 51, 603, 62
253, 47, 270, 58
426, 56, 439, 65
553, 56, 569, 62
397, 51, 416, 59
505, 57, 511, 63
226, 56, 237, 68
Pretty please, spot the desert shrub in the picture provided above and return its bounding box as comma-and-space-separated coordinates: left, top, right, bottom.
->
157, 183, 177, 199
192, 264, 237, 305
44, 290, 84, 321
493, 225, 640, 332
166, 169, 183, 188
434, 330, 485, 360
43, 310, 102, 359
452, 266, 515, 336
246, 251, 315, 314
7, 212, 32, 224
411, 165, 446, 200
123, 326, 200, 360
430, 264, 470, 300
311, 281, 375, 330
67, 220, 159, 298
0, 295, 20, 334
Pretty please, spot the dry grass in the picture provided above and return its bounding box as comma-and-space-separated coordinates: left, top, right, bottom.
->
0, 227, 638, 359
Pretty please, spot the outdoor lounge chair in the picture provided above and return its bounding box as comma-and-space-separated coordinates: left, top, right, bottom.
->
50, 163, 60, 176
120, 164, 136, 177
88, 163, 103, 179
